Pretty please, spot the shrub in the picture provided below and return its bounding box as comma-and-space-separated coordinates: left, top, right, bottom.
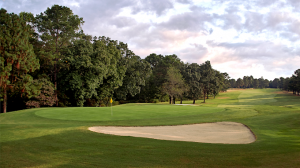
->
25, 78, 57, 108
26, 100, 40, 108
112, 101, 119, 106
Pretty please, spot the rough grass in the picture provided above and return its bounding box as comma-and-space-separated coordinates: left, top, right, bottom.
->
1, 88, 300, 168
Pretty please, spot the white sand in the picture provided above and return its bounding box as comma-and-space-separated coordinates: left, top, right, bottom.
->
88, 122, 256, 144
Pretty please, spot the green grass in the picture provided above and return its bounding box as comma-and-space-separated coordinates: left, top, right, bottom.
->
1, 88, 300, 167
35, 105, 224, 122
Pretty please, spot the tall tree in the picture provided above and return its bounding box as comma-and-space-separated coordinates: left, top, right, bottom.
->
0, 9, 40, 113
253, 79, 259, 88
221, 72, 231, 91
229, 79, 236, 88
161, 67, 186, 104
35, 4, 84, 106
199, 61, 214, 103
144, 53, 183, 101
115, 56, 151, 100
243, 76, 249, 88
94, 38, 127, 106
236, 78, 244, 88
184, 63, 202, 104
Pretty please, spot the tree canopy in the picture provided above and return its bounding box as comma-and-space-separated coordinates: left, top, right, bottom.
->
3, 4, 298, 112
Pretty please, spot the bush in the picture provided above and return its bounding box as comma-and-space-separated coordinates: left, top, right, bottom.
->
119, 100, 126, 104
112, 101, 119, 106
26, 100, 40, 108
149, 99, 160, 103
159, 95, 169, 102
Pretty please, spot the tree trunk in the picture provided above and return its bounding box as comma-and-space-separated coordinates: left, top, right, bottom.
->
169, 96, 171, 104
193, 99, 195, 104
55, 58, 58, 107
180, 98, 182, 104
207, 93, 209, 99
173, 97, 175, 104
3, 88, 7, 113
203, 92, 206, 103
170, 96, 173, 104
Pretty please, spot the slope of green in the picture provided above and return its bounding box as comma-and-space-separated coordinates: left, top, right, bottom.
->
35, 105, 224, 122
1, 89, 300, 168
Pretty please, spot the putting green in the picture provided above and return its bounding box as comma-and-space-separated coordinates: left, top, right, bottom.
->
35, 104, 225, 121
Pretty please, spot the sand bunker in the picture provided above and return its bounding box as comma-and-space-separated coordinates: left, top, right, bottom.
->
88, 122, 256, 144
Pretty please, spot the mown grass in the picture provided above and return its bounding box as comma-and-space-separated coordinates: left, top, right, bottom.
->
0, 88, 299, 167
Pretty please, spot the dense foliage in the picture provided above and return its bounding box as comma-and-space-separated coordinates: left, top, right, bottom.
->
1, 4, 298, 112
228, 70, 300, 95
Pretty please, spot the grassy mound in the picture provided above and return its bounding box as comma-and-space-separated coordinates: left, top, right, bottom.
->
35, 104, 224, 122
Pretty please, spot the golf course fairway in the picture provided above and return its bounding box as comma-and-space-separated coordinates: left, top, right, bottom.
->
1, 89, 299, 167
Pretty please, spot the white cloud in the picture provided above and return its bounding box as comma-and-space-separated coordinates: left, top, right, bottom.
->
2, 0, 299, 80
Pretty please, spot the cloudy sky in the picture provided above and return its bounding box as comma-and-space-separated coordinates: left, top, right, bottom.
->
1, 0, 300, 80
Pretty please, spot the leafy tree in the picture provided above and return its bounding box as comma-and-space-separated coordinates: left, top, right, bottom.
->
26, 78, 57, 108
115, 56, 151, 100
94, 37, 127, 106
283, 77, 290, 91
58, 38, 94, 106
236, 78, 244, 88
258, 77, 267, 88
270, 78, 280, 88
288, 69, 300, 95
211, 70, 228, 98
161, 67, 186, 104
229, 79, 236, 88
35, 4, 84, 106
0, 9, 40, 113
184, 63, 202, 104
279, 77, 285, 90
253, 79, 259, 88
144, 53, 183, 102
221, 72, 231, 91
199, 61, 214, 103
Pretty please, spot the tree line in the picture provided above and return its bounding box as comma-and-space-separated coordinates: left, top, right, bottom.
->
0, 5, 232, 113
229, 70, 300, 95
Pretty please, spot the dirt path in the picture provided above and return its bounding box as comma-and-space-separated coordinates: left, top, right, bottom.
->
89, 122, 256, 144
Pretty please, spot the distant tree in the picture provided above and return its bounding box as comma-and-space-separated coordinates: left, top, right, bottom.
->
184, 63, 202, 104
144, 53, 183, 102
289, 69, 300, 95
253, 79, 259, 88
294, 69, 300, 95
270, 78, 279, 88
210, 70, 220, 98
283, 77, 290, 91
221, 72, 231, 91
258, 77, 264, 88
115, 56, 151, 100
229, 79, 236, 88
161, 67, 186, 104
243, 76, 249, 88
264, 79, 269, 88
236, 78, 244, 88
249, 75, 254, 88
199, 61, 214, 103
0, 9, 40, 113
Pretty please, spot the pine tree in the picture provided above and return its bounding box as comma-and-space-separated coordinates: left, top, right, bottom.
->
35, 5, 84, 106
0, 9, 40, 113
